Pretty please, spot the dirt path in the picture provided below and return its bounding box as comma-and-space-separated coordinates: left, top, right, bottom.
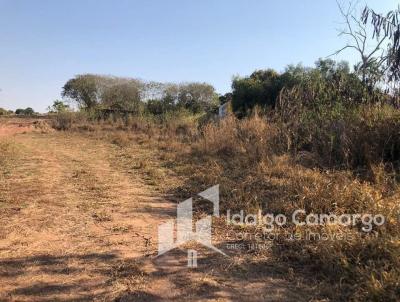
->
0, 125, 312, 301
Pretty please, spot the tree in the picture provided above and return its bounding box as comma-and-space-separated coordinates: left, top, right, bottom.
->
219, 92, 232, 105
61, 74, 218, 115
62, 74, 146, 112
62, 74, 103, 109
24, 107, 34, 115
231, 59, 371, 117
47, 100, 70, 113
176, 83, 218, 114
15, 107, 35, 115
361, 5, 400, 82
232, 69, 283, 116
332, 2, 388, 89
101, 81, 143, 113
146, 98, 175, 115
145, 82, 218, 115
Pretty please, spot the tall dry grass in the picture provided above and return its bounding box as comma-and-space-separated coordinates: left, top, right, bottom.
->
0, 140, 17, 175
151, 112, 400, 301
57, 106, 400, 300
0, 140, 18, 204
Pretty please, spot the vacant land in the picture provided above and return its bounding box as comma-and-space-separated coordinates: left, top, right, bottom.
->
0, 119, 313, 302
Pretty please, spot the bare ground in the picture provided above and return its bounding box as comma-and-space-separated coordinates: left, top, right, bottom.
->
0, 120, 315, 301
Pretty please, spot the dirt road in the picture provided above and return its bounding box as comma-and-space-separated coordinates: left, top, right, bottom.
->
0, 122, 311, 301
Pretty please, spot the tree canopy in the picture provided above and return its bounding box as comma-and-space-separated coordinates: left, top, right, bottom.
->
47, 100, 70, 113
15, 107, 35, 115
62, 74, 218, 115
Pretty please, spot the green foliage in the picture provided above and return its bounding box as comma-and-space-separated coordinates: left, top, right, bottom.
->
47, 100, 70, 113
25, 107, 34, 115
101, 82, 143, 113
231, 59, 385, 117
175, 82, 219, 114
62, 74, 218, 116
145, 82, 219, 115
232, 69, 282, 117
62, 74, 101, 109
277, 85, 400, 171
218, 92, 232, 105
146, 98, 175, 115
62, 74, 146, 112
15, 107, 35, 115
362, 5, 400, 82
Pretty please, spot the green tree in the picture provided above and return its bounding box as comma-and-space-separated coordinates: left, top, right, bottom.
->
62, 74, 146, 112
219, 92, 232, 105
176, 83, 218, 114
231, 69, 282, 116
146, 98, 175, 115
101, 81, 143, 113
47, 100, 70, 113
62, 74, 102, 109
15, 107, 35, 115
24, 107, 34, 115
231, 59, 373, 117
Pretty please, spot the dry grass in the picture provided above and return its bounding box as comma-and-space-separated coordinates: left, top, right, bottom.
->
120, 112, 400, 301
0, 118, 316, 301
185, 116, 399, 301
0, 139, 17, 173
0, 139, 19, 206
49, 109, 400, 301
0, 130, 175, 301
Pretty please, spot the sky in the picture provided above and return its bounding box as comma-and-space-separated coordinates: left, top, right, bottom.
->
0, 0, 396, 112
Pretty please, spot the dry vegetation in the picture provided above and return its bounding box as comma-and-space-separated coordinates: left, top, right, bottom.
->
54, 105, 400, 301
1, 117, 315, 301
2, 3, 400, 301
1, 104, 399, 301
0, 139, 18, 206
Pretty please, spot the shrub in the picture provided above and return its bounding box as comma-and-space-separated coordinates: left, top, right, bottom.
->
47, 100, 70, 113
277, 85, 400, 172
51, 111, 75, 130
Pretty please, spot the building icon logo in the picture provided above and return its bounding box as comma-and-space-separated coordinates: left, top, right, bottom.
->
157, 185, 227, 267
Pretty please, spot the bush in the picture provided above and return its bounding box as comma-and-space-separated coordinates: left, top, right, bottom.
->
277, 84, 400, 172
47, 100, 70, 113
232, 69, 282, 116
51, 111, 75, 130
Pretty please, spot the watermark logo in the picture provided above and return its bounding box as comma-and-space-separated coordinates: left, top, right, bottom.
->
226, 209, 385, 232
157, 185, 227, 267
